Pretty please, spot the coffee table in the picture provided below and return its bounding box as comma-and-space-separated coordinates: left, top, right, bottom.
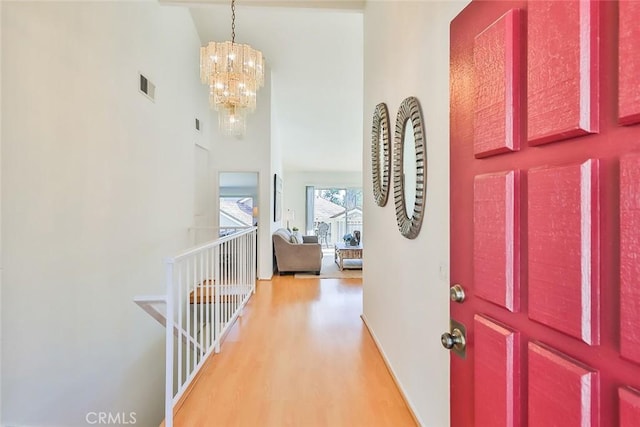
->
334, 243, 363, 271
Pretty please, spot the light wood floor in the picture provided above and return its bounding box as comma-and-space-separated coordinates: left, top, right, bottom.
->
172, 275, 417, 427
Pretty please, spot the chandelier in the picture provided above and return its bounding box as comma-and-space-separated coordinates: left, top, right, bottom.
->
200, 0, 265, 136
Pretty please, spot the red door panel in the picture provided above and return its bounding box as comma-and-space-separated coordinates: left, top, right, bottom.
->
619, 387, 640, 426
451, 1, 640, 426
474, 315, 521, 426
474, 171, 520, 311
528, 342, 599, 426
620, 153, 640, 364
619, 0, 640, 125
474, 9, 523, 158
527, 0, 599, 145
528, 160, 600, 345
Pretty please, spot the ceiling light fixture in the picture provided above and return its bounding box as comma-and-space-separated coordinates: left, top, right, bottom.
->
200, 0, 265, 136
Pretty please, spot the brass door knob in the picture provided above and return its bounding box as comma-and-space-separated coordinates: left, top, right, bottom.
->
441, 328, 466, 351
449, 284, 465, 303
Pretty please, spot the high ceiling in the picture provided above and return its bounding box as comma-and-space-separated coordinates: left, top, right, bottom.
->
183, 1, 364, 172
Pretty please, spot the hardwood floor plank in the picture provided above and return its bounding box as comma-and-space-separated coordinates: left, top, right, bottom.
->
173, 275, 417, 426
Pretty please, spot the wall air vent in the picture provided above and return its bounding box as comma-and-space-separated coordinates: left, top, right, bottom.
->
139, 74, 155, 101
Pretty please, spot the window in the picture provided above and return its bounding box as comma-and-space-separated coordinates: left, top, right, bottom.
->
313, 188, 363, 246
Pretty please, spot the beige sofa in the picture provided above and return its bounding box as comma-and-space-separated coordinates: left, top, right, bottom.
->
272, 228, 322, 275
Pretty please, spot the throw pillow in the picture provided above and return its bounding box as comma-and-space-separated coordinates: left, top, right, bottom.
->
290, 234, 301, 244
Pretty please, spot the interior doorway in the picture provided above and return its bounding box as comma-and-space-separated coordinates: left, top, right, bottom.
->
218, 172, 259, 236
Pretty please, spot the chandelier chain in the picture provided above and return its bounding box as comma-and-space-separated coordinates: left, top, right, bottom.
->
231, 0, 236, 44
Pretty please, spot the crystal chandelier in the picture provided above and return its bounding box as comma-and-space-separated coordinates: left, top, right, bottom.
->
200, 0, 265, 136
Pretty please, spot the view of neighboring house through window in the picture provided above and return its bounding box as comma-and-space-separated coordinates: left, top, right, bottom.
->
312, 188, 363, 247
219, 197, 255, 236
218, 171, 259, 237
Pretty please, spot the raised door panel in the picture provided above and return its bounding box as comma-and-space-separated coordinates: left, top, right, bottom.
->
620, 153, 640, 363
528, 342, 599, 427
527, 160, 600, 344
474, 315, 521, 426
473, 171, 520, 311
473, 9, 522, 157
527, 0, 599, 144
619, 387, 640, 426
619, 0, 640, 125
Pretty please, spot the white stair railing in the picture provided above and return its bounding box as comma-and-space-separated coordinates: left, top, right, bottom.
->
136, 227, 257, 427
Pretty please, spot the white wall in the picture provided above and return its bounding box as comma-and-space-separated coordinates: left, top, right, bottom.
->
1, 2, 208, 425
363, 1, 468, 425
209, 69, 274, 280
283, 171, 362, 233
190, 6, 363, 173
267, 9, 363, 173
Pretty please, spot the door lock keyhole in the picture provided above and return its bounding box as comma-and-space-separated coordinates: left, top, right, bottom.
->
450, 284, 465, 302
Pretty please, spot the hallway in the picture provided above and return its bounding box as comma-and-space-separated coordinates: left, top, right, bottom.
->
172, 276, 417, 426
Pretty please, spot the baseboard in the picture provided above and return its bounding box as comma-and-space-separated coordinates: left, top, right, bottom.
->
360, 314, 423, 427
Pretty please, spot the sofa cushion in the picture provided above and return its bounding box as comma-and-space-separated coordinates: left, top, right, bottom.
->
274, 228, 292, 242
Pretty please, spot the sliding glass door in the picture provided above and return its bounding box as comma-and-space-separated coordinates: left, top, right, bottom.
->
312, 187, 362, 247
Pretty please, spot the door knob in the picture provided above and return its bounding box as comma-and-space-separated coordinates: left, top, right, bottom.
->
449, 284, 465, 302
441, 328, 466, 351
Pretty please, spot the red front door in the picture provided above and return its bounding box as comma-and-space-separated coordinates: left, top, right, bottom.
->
450, 1, 640, 425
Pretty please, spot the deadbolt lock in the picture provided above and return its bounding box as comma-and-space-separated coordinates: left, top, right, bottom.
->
449, 284, 465, 303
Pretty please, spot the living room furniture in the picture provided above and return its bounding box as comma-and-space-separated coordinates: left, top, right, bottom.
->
334, 243, 363, 271
272, 228, 322, 275
316, 222, 330, 248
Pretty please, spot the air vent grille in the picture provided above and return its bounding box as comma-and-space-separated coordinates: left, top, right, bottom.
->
139, 74, 155, 101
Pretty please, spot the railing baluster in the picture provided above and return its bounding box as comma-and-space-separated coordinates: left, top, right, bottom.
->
234, 238, 238, 314
205, 247, 210, 350
159, 227, 255, 424
228, 239, 231, 317
240, 235, 244, 297
199, 250, 204, 358
215, 244, 221, 353
192, 256, 197, 370
177, 263, 183, 390
185, 258, 191, 377
221, 241, 225, 329
253, 231, 257, 293
211, 247, 220, 344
